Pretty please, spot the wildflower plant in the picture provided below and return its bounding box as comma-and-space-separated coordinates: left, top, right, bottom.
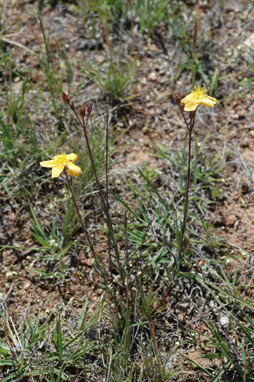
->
39, 87, 217, 313
159, 86, 217, 308
35, 75, 221, 382
45, 92, 132, 317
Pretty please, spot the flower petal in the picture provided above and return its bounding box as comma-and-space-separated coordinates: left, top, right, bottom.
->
40, 160, 57, 168
199, 95, 217, 108
181, 87, 217, 112
66, 153, 78, 162
182, 100, 199, 111
181, 93, 194, 103
181, 93, 199, 111
67, 162, 81, 177
52, 165, 64, 178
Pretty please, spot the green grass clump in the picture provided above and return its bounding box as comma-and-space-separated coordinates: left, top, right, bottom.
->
86, 57, 136, 103
0, 303, 102, 381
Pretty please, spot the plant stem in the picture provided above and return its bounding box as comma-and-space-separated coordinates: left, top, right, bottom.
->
176, 124, 192, 271
64, 169, 96, 257
75, 110, 118, 252
129, 0, 135, 56
158, 113, 195, 308
73, 109, 129, 304
105, 108, 112, 269
191, 15, 198, 87
148, 320, 164, 378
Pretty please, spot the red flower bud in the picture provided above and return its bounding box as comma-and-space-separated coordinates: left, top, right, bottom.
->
79, 105, 86, 118
87, 103, 93, 116
62, 92, 70, 105
175, 92, 182, 105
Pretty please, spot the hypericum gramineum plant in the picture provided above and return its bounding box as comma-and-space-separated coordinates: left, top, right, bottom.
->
40, 93, 132, 316
159, 86, 217, 308
39, 88, 217, 314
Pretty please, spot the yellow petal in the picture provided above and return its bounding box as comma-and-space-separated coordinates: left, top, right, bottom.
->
181, 93, 198, 111
66, 153, 78, 162
181, 93, 194, 103
67, 162, 81, 177
182, 100, 199, 111
52, 165, 64, 178
199, 95, 217, 108
40, 159, 57, 168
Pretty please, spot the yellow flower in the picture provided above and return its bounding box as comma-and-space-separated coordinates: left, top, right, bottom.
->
181, 86, 217, 112
40, 153, 81, 178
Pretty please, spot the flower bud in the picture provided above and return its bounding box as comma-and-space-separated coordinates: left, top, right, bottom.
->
79, 105, 86, 119
62, 92, 70, 105
87, 103, 93, 116
175, 92, 182, 105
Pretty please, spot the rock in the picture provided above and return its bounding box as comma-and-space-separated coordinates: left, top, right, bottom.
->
226, 214, 237, 226
82, 258, 95, 267
23, 281, 31, 290
240, 138, 249, 148
148, 44, 158, 52
244, 33, 254, 48
95, 55, 105, 64
148, 72, 157, 81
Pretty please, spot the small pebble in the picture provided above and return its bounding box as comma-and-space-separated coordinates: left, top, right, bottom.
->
240, 138, 249, 148
219, 316, 229, 326
23, 281, 31, 290
95, 55, 105, 64
148, 72, 157, 81
226, 214, 237, 226
82, 258, 95, 267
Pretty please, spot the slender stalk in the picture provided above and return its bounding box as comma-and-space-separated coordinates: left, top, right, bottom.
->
64, 169, 96, 257
72, 108, 129, 303
176, 123, 193, 271
128, 0, 135, 56
148, 321, 164, 378
74, 110, 108, 215
62, 94, 130, 310
1, 0, 8, 27
74, 109, 118, 253
105, 108, 113, 279
158, 112, 195, 308
91, 0, 111, 52
191, 15, 198, 87
105, 109, 110, 223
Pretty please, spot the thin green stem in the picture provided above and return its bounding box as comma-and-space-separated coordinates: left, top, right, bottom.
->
64, 169, 96, 257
